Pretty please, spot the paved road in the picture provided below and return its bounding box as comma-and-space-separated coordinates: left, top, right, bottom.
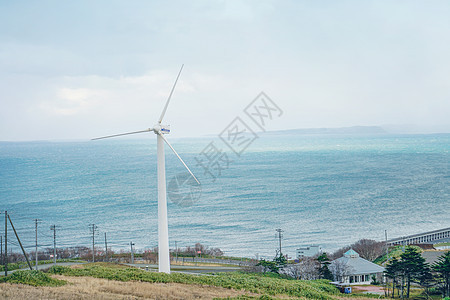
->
125, 263, 242, 274
2, 259, 245, 276
173, 257, 254, 266
2, 262, 86, 276
422, 250, 448, 264
2, 261, 241, 276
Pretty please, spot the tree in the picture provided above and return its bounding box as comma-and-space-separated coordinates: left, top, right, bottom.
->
330, 246, 351, 260
256, 252, 289, 275
194, 243, 206, 256
385, 257, 401, 298
274, 254, 287, 268
317, 253, 334, 280
400, 246, 431, 298
297, 257, 320, 280
433, 251, 450, 298
257, 259, 279, 274
351, 239, 386, 261
418, 265, 435, 299
330, 259, 353, 283
331, 239, 385, 261
207, 247, 224, 257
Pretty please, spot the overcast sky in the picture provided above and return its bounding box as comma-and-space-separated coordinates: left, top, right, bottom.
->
1, 0, 449, 141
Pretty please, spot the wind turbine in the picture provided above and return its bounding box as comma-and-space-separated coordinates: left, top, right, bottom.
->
92, 65, 199, 273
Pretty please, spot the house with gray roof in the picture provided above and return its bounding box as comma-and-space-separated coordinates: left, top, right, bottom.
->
330, 249, 385, 285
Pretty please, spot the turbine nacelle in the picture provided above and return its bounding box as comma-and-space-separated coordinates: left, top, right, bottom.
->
153, 124, 170, 135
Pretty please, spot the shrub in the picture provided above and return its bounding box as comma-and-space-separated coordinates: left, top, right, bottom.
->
1, 270, 66, 287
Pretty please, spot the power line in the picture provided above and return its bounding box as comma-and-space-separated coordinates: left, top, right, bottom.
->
89, 224, 97, 262
21, 244, 53, 248
38, 231, 53, 238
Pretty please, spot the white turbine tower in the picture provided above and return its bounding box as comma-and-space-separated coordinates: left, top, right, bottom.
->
92, 65, 199, 273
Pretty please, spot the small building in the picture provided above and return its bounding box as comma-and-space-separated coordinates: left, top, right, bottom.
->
330, 249, 385, 285
296, 245, 322, 258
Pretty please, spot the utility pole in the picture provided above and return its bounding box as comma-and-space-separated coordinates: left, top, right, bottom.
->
50, 225, 57, 265
8, 214, 32, 270
89, 224, 97, 262
385, 230, 389, 262
1, 235, 2, 267
34, 219, 40, 270
385, 230, 389, 297
104, 232, 108, 262
276, 229, 283, 258
130, 242, 135, 264
175, 241, 178, 262
4, 211, 7, 276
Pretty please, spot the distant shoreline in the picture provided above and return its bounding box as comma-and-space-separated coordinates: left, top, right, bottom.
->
1, 126, 450, 143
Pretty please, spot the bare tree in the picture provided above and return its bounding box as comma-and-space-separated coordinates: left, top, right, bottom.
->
279, 257, 320, 280
142, 250, 157, 263
298, 257, 321, 280
176, 243, 223, 257
207, 247, 224, 256
279, 264, 301, 279
351, 239, 385, 261
194, 242, 206, 255
330, 259, 354, 283
331, 246, 351, 260
331, 239, 385, 262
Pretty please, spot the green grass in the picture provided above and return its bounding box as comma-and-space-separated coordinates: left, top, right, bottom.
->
434, 242, 450, 247
373, 245, 423, 265
48, 263, 344, 299
215, 296, 276, 300
0, 270, 66, 287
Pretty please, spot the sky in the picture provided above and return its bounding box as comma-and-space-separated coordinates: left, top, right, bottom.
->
1, 0, 450, 141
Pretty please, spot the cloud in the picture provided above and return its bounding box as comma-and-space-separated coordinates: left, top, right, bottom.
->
39, 88, 105, 116
1, 1, 450, 140
0, 70, 235, 140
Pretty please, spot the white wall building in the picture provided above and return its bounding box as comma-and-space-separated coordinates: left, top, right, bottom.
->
330, 249, 385, 285
296, 245, 322, 258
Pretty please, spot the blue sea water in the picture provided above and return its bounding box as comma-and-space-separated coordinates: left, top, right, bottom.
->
0, 134, 449, 258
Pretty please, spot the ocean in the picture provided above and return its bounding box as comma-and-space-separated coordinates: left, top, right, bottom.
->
0, 133, 449, 259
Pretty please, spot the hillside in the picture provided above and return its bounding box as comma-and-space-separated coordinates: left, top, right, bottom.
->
262, 126, 387, 136
0, 263, 377, 299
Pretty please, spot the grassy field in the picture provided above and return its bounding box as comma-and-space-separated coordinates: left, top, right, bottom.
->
0, 262, 417, 299
0, 275, 251, 300
47, 263, 344, 299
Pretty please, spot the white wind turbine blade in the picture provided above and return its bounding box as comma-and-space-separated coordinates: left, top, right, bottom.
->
158, 64, 184, 124
92, 128, 153, 140
157, 132, 200, 184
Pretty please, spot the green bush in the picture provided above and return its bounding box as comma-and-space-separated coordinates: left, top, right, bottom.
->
1, 270, 66, 287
